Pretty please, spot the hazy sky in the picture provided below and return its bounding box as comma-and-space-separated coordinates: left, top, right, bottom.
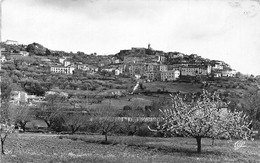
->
2, 0, 260, 75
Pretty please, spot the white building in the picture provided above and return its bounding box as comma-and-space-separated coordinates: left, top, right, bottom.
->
59, 58, 66, 64
212, 61, 224, 70
159, 64, 168, 71
115, 69, 123, 75
78, 64, 98, 72
161, 70, 180, 81
19, 51, 29, 56
0, 55, 7, 63
213, 72, 222, 78
10, 91, 28, 105
180, 65, 211, 76
50, 65, 75, 74
10, 91, 44, 105
5, 40, 18, 45
64, 60, 71, 67
222, 70, 236, 77
156, 54, 166, 63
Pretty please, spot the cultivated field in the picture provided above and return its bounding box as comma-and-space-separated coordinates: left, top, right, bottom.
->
1, 133, 260, 163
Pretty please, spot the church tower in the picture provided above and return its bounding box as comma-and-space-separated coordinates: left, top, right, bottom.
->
148, 43, 151, 50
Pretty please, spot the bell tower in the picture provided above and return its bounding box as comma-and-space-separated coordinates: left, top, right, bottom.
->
148, 43, 151, 50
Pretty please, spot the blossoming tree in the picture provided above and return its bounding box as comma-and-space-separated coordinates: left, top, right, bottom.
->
151, 90, 252, 153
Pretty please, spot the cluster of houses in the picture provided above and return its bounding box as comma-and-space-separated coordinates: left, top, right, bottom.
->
108, 45, 236, 81
126, 63, 212, 82
49, 44, 237, 81
50, 56, 99, 74
1, 40, 237, 80
1, 40, 29, 65
9, 90, 70, 106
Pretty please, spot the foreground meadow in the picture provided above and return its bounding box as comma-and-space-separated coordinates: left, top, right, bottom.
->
1, 133, 260, 163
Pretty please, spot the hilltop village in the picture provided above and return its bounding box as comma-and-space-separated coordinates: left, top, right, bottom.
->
0, 40, 249, 107
2, 40, 235, 78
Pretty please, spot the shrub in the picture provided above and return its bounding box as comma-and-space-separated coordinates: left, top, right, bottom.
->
123, 105, 132, 111
135, 123, 153, 137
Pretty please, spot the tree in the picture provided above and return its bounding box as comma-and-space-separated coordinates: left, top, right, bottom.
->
36, 94, 66, 130
0, 78, 15, 155
62, 113, 89, 134
150, 90, 252, 153
45, 48, 51, 56
1, 77, 12, 102
26, 42, 46, 56
21, 80, 46, 96
94, 111, 117, 142
93, 102, 118, 142
9, 104, 34, 132
118, 106, 146, 136
241, 92, 260, 129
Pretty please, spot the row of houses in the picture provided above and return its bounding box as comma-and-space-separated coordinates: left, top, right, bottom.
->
102, 61, 233, 80
145, 70, 180, 81
50, 57, 99, 74
127, 62, 212, 79
120, 46, 236, 78
5, 40, 19, 45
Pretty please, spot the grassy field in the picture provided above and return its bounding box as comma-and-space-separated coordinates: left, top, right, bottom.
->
144, 82, 202, 93
1, 133, 260, 163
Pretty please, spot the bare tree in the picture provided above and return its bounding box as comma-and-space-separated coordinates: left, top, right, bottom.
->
9, 104, 34, 132
93, 100, 118, 142
62, 113, 90, 134
36, 94, 66, 129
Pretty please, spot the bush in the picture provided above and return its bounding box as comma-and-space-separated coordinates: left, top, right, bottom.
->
135, 123, 153, 137
123, 105, 132, 110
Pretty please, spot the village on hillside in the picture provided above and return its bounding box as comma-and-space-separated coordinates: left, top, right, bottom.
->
1, 40, 236, 77
1, 39, 260, 162
1, 40, 240, 106
2, 0, 260, 161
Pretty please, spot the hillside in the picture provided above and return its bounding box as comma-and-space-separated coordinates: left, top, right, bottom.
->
1, 41, 259, 128
1, 41, 258, 97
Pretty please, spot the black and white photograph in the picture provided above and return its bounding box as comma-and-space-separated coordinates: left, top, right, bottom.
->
0, 0, 260, 162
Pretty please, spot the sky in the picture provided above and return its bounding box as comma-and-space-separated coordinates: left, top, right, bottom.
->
1, 0, 260, 75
